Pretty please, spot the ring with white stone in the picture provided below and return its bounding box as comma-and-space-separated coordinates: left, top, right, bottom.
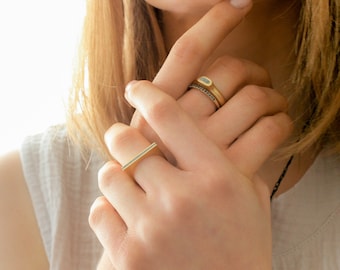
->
188, 76, 226, 110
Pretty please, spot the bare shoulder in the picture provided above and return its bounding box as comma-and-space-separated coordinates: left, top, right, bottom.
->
0, 151, 49, 269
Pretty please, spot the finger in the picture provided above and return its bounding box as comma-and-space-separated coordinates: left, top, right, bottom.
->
178, 56, 272, 117
98, 161, 145, 224
206, 85, 288, 146
130, 2, 252, 150
133, 154, 180, 197
105, 123, 162, 166
129, 111, 168, 161
105, 123, 168, 191
226, 112, 293, 178
89, 196, 127, 265
153, 1, 252, 98
126, 80, 224, 170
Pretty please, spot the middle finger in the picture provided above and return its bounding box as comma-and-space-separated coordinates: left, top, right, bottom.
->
153, 1, 253, 98
207, 85, 288, 147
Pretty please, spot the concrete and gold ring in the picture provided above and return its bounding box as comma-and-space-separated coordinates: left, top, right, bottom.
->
188, 76, 226, 110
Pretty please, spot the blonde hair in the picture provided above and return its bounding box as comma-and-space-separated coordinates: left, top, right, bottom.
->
68, 0, 340, 159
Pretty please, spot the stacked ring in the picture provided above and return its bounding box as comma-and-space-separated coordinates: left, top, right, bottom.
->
188, 76, 226, 109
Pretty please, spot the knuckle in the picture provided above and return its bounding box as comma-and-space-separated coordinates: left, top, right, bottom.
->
128, 80, 151, 94
241, 59, 272, 87
201, 169, 235, 197
171, 35, 202, 63
242, 85, 269, 103
240, 85, 289, 113
217, 56, 249, 79
211, 56, 272, 88
105, 125, 138, 153
261, 116, 281, 134
135, 219, 163, 247
260, 114, 292, 141
146, 95, 178, 124
128, 79, 179, 124
131, 112, 149, 132
278, 112, 294, 135
98, 162, 119, 191
164, 192, 195, 221
88, 196, 109, 228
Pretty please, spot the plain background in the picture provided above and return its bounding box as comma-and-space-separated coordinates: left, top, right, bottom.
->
0, 0, 86, 153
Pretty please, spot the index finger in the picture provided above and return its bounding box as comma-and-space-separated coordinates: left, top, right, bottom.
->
126, 80, 226, 171
153, 1, 252, 98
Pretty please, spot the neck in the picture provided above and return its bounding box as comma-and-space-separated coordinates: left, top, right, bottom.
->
161, 0, 300, 89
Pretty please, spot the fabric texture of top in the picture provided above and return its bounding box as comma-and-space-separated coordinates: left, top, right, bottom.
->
20, 126, 340, 269
20, 126, 104, 269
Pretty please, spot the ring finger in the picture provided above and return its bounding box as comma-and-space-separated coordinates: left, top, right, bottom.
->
206, 84, 288, 147
178, 55, 272, 118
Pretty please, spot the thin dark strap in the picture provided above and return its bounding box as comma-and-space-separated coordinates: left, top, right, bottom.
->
270, 154, 294, 200
269, 107, 315, 201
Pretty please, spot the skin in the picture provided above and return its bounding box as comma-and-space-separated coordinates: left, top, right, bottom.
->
0, 0, 314, 269
91, 1, 296, 269
132, 0, 313, 196
0, 152, 49, 269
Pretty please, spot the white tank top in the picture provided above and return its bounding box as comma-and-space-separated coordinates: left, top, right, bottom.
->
20, 126, 340, 269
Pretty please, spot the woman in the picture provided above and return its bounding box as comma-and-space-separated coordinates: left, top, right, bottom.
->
0, 0, 339, 269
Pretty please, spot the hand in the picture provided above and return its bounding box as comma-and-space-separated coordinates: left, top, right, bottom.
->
130, 2, 285, 168
90, 1, 292, 269
90, 78, 291, 269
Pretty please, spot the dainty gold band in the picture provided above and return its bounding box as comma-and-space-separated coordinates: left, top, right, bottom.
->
188, 83, 221, 108
188, 76, 226, 109
122, 142, 161, 176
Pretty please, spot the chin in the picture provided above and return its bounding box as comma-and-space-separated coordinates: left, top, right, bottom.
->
145, 0, 222, 14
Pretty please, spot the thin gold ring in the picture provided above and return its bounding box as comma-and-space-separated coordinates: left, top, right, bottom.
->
122, 142, 161, 176
188, 76, 226, 109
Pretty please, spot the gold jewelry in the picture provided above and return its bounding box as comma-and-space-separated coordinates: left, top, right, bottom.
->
188, 76, 226, 109
122, 142, 161, 176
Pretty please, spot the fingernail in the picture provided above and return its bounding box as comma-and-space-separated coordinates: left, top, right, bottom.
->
230, 0, 252, 9
125, 80, 138, 101
125, 80, 138, 93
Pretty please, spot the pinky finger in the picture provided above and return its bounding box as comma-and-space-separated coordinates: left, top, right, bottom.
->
226, 112, 293, 178
89, 196, 127, 266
